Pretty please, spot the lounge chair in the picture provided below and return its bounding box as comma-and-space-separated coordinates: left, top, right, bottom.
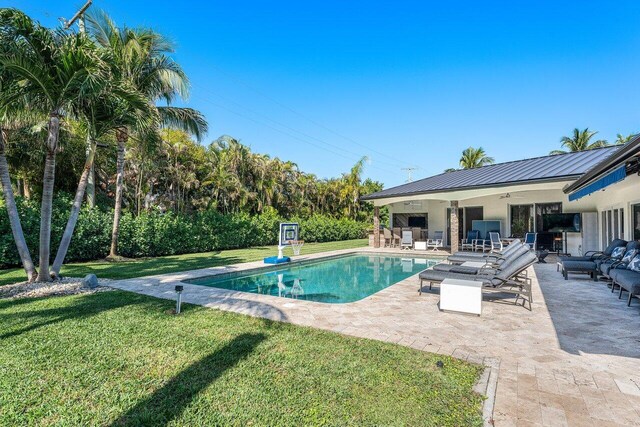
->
557, 239, 627, 266
433, 243, 530, 275
426, 231, 443, 251
598, 242, 640, 287
560, 240, 628, 280
447, 238, 522, 264
610, 254, 640, 306
524, 233, 537, 250
419, 251, 538, 309
401, 230, 413, 250
461, 230, 480, 251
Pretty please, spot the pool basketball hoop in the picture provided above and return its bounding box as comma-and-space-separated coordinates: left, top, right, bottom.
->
265, 223, 300, 264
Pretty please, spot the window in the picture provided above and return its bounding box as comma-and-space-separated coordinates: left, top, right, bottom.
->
510, 204, 534, 238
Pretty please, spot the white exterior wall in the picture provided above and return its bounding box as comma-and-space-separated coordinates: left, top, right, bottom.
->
571, 174, 640, 246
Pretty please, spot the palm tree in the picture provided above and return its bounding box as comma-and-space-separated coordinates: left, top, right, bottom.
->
0, 9, 109, 281
550, 128, 609, 155
615, 133, 635, 145
86, 11, 207, 259
0, 112, 38, 281
51, 84, 153, 276
459, 147, 494, 169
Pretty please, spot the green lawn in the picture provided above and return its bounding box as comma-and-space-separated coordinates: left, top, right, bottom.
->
0, 291, 483, 426
0, 239, 368, 286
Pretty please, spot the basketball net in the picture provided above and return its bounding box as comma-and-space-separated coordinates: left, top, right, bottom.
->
290, 240, 304, 256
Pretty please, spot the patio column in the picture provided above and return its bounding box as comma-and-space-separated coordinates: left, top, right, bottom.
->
373, 206, 380, 248
450, 201, 459, 253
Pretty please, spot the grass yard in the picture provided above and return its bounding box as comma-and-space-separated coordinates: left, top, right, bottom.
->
0, 290, 483, 426
0, 239, 368, 287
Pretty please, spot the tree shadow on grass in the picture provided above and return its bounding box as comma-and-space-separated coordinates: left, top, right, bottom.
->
0, 292, 140, 340
110, 332, 267, 426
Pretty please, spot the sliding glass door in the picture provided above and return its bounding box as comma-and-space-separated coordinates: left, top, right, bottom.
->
601, 207, 625, 249
510, 204, 534, 238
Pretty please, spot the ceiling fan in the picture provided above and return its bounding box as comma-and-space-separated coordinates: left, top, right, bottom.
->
499, 193, 525, 199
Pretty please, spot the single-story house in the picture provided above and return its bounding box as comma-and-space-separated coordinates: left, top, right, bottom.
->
363, 135, 640, 254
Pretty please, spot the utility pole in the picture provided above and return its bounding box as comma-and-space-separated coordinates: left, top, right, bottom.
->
401, 167, 418, 183
63, 1, 93, 32
63, 1, 96, 207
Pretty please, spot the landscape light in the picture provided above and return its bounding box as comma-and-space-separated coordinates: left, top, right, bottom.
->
175, 285, 184, 314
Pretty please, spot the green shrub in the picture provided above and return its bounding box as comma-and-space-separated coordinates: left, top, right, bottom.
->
0, 198, 368, 267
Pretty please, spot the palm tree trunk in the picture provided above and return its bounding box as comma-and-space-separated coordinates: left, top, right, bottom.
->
36, 113, 60, 282
51, 135, 97, 276
109, 128, 127, 258
86, 163, 96, 207
0, 129, 37, 281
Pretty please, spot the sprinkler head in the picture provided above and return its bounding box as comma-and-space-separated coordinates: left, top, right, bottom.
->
436, 360, 444, 369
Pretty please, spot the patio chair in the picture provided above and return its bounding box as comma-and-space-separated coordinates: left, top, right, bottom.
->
524, 232, 537, 250
426, 231, 444, 251
401, 230, 413, 250
489, 232, 503, 252
419, 251, 537, 309
473, 232, 491, 252
383, 228, 394, 247
433, 243, 530, 275
461, 230, 480, 251
392, 227, 402, 247
447, 238, 522, 264
412, 227, 422, 243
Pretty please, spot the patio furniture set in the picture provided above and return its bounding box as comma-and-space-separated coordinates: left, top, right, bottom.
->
417, 239, 536, 313
558, 239, 640, 307
382, 227, 443, 251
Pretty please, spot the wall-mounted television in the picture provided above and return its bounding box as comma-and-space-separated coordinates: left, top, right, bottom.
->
542, 213, 581, 233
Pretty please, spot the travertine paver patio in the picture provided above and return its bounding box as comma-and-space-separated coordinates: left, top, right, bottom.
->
108, 248, 640, 426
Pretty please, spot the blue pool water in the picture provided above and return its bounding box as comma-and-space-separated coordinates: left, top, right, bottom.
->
185, 254, 437, 303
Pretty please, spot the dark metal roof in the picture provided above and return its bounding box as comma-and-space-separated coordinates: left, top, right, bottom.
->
362, 146, 620, 201
564, 134, 640, 194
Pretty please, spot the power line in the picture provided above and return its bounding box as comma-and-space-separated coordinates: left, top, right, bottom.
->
203, 64, 418, 169
191, 94, 398, 175
191, 83, 405, 170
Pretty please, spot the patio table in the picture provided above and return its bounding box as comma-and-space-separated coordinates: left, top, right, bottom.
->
439, 278, 482, 315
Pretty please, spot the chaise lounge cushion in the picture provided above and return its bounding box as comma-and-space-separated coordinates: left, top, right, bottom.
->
609, 268, 640, 294
561, 259, 597, 279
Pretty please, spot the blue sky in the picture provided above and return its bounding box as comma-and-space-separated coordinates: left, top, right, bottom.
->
14, 0, 640, 187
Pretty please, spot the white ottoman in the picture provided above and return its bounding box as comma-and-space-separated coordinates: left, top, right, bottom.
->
439, 278, 482, 315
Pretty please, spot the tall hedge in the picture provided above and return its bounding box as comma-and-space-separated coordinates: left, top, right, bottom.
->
0, 199, 368, 268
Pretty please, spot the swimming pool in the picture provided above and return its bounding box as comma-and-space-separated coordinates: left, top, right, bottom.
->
185, 254, 438, 303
